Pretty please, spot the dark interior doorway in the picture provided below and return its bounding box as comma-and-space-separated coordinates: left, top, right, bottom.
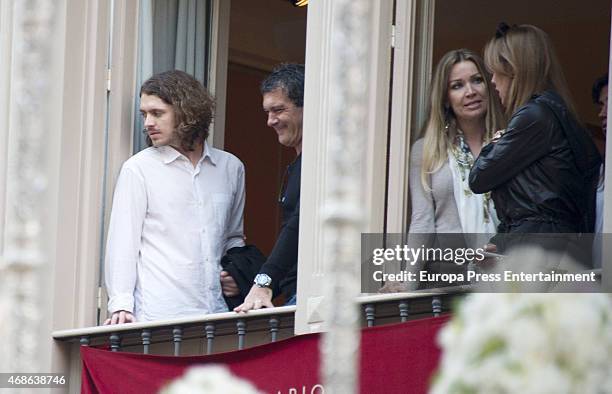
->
224, 0, 307, 254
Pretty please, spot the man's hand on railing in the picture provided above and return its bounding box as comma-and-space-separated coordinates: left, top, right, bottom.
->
103, 310, 135, 325
234, 286, 273, 312
220, 270, 240, 297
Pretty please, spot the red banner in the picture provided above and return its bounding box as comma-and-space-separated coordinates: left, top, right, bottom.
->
81, 315, 449, 394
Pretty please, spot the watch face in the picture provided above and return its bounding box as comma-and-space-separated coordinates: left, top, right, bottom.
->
255, 274, 272, 287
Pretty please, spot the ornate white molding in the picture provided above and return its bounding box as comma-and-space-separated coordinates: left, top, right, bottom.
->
319, 0, 373, 392
0, 0, 56, 373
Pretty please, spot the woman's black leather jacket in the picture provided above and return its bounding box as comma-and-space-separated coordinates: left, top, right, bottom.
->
469, 90, 601, 234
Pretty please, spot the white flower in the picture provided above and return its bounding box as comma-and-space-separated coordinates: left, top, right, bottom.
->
159, 365, 262, 394
430, 293, 612, 394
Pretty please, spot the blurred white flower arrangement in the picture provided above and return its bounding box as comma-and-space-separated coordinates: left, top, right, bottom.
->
159, 365, 262, 394
431, 293, 612, 394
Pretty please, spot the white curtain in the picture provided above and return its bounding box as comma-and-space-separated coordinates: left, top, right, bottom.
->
133, 0, 211, 153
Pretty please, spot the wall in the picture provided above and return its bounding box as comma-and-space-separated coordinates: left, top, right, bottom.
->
433, 0, 610, 129
228, 0, 307, 69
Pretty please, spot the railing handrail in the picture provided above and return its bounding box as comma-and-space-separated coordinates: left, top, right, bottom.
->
52, 305, 296, 341
52, 289, 467, 341
51, 290, 459, 342
53, 266, 601, 342
357, 286, 471, 304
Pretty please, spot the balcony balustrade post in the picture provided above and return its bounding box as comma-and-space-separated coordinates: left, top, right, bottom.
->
172, 326, 182, 356
399, 301, 409, 323
205, 323, 215, 354
237, 319, 246, 350
365, 304, 376, 327
269, 316, 279, 342
109, 333, 121, 352
432, 296, 442, 317
141, 329, 151, 354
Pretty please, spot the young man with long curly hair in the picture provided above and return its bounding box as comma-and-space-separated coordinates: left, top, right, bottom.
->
104, 70, 246, 324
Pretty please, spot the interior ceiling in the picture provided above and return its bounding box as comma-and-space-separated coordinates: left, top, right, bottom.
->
228, 0, 609, 123
434, 0, 610, 55
229, 0, 307, 66
434, 0, 610, 124
435, 0, 609, 31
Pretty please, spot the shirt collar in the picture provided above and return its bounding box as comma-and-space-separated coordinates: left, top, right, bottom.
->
156, 142, 217, 166
157, 145, 182, 164
201, 141, 218, 166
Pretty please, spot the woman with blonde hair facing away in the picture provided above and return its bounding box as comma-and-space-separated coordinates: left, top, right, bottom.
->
469, 24, 601, 256
380, 49, 503, 292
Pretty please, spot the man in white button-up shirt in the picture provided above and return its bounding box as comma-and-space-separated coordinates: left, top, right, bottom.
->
104, 70, 245, 324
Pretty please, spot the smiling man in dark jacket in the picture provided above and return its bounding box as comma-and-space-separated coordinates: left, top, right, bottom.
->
229, 64, 304, 311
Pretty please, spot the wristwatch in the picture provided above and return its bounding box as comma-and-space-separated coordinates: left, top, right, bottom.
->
254, 273, 272, 288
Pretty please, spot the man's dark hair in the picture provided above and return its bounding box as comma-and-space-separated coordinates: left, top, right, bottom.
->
260, 63, 305, 107
592, 73, 608, 104
140, 70, 215, 151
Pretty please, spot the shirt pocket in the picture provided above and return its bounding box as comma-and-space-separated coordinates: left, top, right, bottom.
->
211, 193, 232, 232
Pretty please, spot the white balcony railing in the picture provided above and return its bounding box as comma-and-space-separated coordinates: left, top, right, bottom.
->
50, 287, 524, 393
53, 305, 296, 356
53, 266, 602, 355
52, 290, 468, 357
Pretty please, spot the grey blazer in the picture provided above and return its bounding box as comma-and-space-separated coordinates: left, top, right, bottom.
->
408, 139, 463, 234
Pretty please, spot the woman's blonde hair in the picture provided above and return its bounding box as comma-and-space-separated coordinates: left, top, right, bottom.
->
484, 23, 576, 118
420, 49, 504, 190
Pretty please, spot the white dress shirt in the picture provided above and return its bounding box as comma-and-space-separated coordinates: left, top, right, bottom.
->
105, 143, 245, 321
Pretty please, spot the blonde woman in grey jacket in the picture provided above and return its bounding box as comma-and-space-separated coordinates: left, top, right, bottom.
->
413, 49, 504, 288
412, 49, 504, 233
382, 49, 504, 292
